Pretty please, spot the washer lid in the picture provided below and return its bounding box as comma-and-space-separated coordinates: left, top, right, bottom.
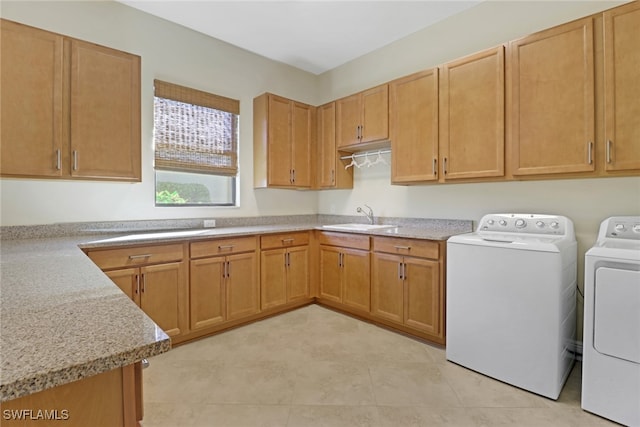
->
448, 232, 562, 252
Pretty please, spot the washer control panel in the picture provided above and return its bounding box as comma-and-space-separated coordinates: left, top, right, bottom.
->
602, 216, 640, 240
478, 213, 569, 235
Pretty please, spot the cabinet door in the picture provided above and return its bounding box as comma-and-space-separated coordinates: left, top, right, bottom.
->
510, 18, 595, 175
390, 69, 439, 183
317, 102, 337, 188
403, 258, 440, 335
336, 94, 361, 148
291, 101, 313, 187
226, 252, 259, 321
267, 94, 293, 186
319, 246, 342, 303
371, 253, 403, 323
361, 84, 389, 143
105, 268, 140, 305
261, 248, 287, 310
441, 46, 504, 180
190, 257, 226, 329
70, 40, 141, 180
604, 2, 640, 172
287, 245, 310, 302
1, 20, 64, 177
342, 248, 371, 312
140, 262, 186, 337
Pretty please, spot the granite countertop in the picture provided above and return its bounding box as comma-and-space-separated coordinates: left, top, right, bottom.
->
0, 216, 472, 402
0, 236, 171, 402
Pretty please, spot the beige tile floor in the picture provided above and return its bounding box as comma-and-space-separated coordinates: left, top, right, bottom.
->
142, 305, 617, 427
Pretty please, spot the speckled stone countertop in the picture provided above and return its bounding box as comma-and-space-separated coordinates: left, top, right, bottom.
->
0, 215, 472, 402
0, 237, 171, 402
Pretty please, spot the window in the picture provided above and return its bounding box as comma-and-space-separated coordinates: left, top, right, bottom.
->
153, 80, 239, 206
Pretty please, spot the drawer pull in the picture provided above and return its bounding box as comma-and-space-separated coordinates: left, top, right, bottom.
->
394, 245, 411, 251
129, 254, 152, 260
282, 238, 294, 244
218, 245, 235, 251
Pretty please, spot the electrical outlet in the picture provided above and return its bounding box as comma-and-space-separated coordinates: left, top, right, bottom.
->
203, 219, 216, 228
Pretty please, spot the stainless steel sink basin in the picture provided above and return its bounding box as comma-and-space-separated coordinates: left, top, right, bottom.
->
321, 223, 397, 232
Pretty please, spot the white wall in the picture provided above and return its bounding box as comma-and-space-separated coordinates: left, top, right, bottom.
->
0, 0, 319, 225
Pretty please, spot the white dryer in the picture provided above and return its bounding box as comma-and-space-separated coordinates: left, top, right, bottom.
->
582, 216, 640, 427
447, 213, 577, 400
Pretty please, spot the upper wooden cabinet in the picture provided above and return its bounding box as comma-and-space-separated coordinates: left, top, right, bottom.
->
336, 84, 389, 149
253, 93, 315, 188
0, 19, 141, 181
316, 102, 353, 189
603, 1, 640, 172
390, 69, 439, 184
509, 17, 595, 176
440, 46, 505, 181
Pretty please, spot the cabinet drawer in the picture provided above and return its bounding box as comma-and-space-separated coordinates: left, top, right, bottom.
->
318, 231, 370, 250
191, 236, 257, 259
88, 243, 184, 270
261, 231, 309, 249
372, 237, 439, 259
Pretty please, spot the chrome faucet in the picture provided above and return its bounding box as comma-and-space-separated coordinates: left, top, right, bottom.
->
356, 205, 374, 224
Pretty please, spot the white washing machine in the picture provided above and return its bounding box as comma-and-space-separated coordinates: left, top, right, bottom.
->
446, 213, 577, 400
582, 216, 640, 427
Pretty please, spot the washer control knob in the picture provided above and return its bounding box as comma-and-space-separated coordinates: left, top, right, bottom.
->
550, 221, 560, 229
515, 219, 527, 228
615, 224, 627, 232
536, 221, 545, 228
486, 219, 495, 226
633, 224, 640, 233
499, 220, 507, 226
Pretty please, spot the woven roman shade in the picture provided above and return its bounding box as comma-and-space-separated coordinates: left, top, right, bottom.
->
153, 80, 239, 176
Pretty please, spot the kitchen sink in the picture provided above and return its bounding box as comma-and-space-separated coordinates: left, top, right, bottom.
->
321, 223, 397, 232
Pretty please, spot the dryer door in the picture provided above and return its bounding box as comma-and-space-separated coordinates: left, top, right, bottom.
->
594, 267, 640, 364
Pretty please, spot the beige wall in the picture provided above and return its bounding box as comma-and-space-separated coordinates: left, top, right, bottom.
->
0, 0, 319, 225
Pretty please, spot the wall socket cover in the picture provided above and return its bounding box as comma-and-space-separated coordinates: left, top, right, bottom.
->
203, 219, 216, 228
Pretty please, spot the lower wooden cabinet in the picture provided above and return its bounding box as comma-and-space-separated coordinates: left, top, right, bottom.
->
318, 232, 371, 313
189, 237, 260, 330
87, 243, 188, 339
371, 237, 445, 343
86, 230, 448, 346
106, 263, 187, 338
260, 232, 311, 310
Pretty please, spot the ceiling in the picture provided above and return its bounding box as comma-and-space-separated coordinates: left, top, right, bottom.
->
118, 1, 482, 75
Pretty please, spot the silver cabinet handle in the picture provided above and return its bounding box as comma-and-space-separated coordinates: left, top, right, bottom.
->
227, 261, 231, 277
394, 245, 411, 251
287, 252, 291, 267
588, 141, 593, 165
402, 263, 406, 280
135, 274, 140, 294
606, 140, 612, 164
433, 158, 437, 176
398, 262, 402, 280
331, 169, 335, 185
292, 169, 296, 183
140, 273, 146, 293
73, 150, 78, 171
55, 149, 61, 170
443, 157, 448, 175
282, 238, 294, 244
218, 245, 234, 251
129, 254, 152, 260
